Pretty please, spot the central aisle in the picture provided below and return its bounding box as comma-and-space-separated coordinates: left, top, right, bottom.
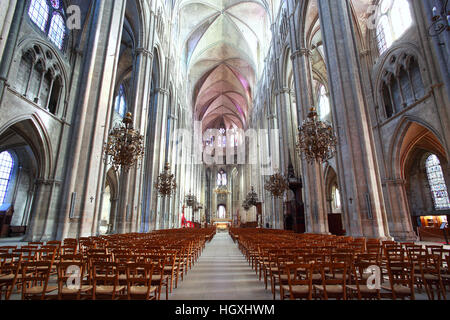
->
170, 232, 273, 300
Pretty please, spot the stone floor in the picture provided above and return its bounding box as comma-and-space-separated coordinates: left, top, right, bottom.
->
169, 231, 273, 300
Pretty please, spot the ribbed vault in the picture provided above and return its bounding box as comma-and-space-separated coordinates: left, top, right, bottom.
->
178, 0, 272, 133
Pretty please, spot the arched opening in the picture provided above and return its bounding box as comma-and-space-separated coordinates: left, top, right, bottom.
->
0, 119, 45, 238
400, 122, 449, 241
99, 169, 119, 235
325, 166, 345, 236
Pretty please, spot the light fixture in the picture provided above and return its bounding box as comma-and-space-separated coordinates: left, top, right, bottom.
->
104, 113, 145, 172
429, 0, 449, 37
245, 186, 260, 206
296, 107, 337, 164
185, 191, 197, 208
154, 163, 177, 197
265, 171, 290, 198
214, 186, 231, 195
242, 199, 251, 211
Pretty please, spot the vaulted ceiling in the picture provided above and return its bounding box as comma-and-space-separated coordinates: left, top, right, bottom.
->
177, 0, 272, 133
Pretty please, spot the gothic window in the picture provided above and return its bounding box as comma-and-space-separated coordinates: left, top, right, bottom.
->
28, 0, 67, 50
217, 170, 227, 186
114, 85, 127, 117
219, 128, 226, 147
381, 56, 424, 119
376, 0, 413, 55
425, 154, 450, 210
318, 84, 330, 120
15, 46, 63, 115
0, 151, 14, 206
217, 205, 226, 219
332, 186, 341, 210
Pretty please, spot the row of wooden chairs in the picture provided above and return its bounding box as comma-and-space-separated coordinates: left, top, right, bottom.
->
0, 228, 216, 300
231, 228, 449, 300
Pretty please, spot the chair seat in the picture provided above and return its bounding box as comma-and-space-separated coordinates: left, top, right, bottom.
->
24, 285, 58, 295
95, 285, 125, 294
381, 284, 411, 295
325, 273, 346, 280
314, 285, 344, 294
61, 285, 93, 294
129, 286, 158, 295
347, 285, 379, 293
441, 274, 450, 279
281, 285, 311, 295
422, 274, 439, 281
0, 274, 16, 281
151, 275, 169, 282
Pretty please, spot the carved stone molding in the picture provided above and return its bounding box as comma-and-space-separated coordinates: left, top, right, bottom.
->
135, 48, 153, 58
291, 48, 311, 60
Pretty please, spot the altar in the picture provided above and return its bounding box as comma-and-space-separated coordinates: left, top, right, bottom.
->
213, 219, 232, 231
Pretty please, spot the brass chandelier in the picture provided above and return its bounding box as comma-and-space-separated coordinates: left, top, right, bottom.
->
214, 186, 231, 195
104, 113, 145, 172
245, 186, 260, 206
154, 163, 177, 197
242, 199, 251, 211
185, 191, 197, 208
265, 171, 289, 198
296, 107, 337, 164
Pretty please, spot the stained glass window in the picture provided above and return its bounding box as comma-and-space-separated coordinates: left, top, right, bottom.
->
218, 205, 226, 219
426, 154, 450, 210
50, 0, 59, 9
28, 0, 66, 51
376, 0, 413, 55
114, 85, 127, 117
0, 152, 14, 206
28, 0, 49, 32
48, 13, 65, 49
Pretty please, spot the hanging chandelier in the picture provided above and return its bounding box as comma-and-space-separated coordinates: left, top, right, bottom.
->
242, 199, 251, 211
265, 171, 290, 198
245, 186, 260, 206
296, 107, 337, 164
154, 163, 177, 197
104, 113, 145, 172
185, 191, 197, 208
214, 186, 231, 195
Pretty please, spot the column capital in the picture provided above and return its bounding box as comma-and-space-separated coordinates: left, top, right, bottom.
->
382, 179, 406, 186
135, 48, 153, 58
274, 87, 290, 96
35, 179, 61, 186
291, 48, 311, 60
155, 87, 169, 95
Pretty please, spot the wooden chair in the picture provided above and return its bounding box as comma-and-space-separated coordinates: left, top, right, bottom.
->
91, 262, 125, 300
282, 263, 315, 300
314, 262, 348, 300
21, 261, 57, 300
148, 255, 168, 300
347, 256, 381, 300
126, 263, 157, 300
417, 254, 446, 300
0, 253, 22, 300
57, 261, 92, 300
382, 261, 415, 300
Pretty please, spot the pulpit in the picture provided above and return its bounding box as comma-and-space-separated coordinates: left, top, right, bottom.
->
0, 204, 14, 238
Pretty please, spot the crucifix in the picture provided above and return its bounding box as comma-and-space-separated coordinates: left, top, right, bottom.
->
90, 196, 94, 203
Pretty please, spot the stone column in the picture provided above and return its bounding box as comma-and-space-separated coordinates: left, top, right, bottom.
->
317, 0, 389, 239
0, 0, 25, 101
24, 180, 54, 242
286, 0, 329, 234
383, 179, 418, 240
57, 0, 127, 239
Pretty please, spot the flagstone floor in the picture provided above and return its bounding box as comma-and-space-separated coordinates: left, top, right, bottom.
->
169, 231, 273, 300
